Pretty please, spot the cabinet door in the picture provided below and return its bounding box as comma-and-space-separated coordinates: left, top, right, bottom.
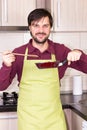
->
53, 0, 87, 31
72, 111, 84, 130
64, 109, 72, 130
0, 112, 17, 130
9, 112, 18, 130
0, 112, 9, 130
1, 0, 36, 26
0, 0, 2, 25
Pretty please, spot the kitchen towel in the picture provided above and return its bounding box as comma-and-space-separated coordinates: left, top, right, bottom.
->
73, 75, 83, 95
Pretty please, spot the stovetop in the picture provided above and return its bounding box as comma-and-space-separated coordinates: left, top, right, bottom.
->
0, 92, 18, 106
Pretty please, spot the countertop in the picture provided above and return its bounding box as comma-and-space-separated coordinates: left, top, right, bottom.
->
0, 93, 87, 121
61, 93, 87, 120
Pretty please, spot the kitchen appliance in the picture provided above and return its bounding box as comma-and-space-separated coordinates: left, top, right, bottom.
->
2, 92, 18, 105
0, 92, 18, 130
0, 92, 18, 112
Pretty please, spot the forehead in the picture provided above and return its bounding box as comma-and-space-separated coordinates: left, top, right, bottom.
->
31, 17, 50, 25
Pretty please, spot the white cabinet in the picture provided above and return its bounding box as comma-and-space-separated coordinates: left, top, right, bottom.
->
0, 0, 36, 26
0, 112, 9, 130
0, 112, 18, 130
48, 0, 87, 31
0, 0, 2, 25
1, 0, 87, 31
64, 109, 72, 130
9, 112, 18, 130
72, 111, 84, 130
64, 109, 85, 130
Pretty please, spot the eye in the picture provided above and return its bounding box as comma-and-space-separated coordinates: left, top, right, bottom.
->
34, 24, 39, 27
32, 24, 39, 28
43, 24, 50, 28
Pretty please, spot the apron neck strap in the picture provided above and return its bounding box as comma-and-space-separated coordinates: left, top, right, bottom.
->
51, 54, 56, 61
24, 47, 56, 61
24, 48, 28, 60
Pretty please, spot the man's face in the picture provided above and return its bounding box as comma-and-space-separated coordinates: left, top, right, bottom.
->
29, 17, 51, 44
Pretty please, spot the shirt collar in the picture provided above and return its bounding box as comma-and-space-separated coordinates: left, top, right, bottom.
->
47, 39, 55, 54
27, 39, 55, 54
27, 39, 36, 53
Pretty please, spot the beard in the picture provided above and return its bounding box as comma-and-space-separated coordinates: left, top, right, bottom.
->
30, 31, 49, 44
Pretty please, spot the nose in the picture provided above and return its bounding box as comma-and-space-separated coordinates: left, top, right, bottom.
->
39, 26, 44, 32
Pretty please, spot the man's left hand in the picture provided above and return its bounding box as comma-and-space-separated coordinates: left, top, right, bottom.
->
67, 50, 82, 65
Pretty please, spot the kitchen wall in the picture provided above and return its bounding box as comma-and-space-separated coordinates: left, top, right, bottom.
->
0, 31, 87, 94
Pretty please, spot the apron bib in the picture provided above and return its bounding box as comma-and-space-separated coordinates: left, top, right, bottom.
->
17, 48, 67, 130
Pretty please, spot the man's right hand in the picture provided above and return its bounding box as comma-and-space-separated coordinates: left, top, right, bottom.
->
2, 50, 16, 67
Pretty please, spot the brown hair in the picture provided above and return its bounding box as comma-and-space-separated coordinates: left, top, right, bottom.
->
27, 8, 53, 28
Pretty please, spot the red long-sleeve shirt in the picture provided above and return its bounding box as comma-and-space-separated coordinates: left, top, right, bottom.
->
0, 39, 87, 90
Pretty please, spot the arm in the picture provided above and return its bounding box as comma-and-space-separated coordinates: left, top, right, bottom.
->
67, 50, 82, 65
67, 50, 87, 73
55, 43, 87, 79
0, 51, 16, 90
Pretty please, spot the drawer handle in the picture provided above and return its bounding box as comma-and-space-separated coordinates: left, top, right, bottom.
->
2, 0, 8, 23
0, 115, 17, 119
57, 0, 61, 27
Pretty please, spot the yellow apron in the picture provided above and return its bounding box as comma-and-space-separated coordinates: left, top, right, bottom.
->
17, 48, 67, 130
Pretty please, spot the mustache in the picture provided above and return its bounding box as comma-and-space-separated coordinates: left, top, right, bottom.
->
36, 32, 46, 35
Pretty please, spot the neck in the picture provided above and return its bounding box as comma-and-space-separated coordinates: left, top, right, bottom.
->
32, 40, 49, 53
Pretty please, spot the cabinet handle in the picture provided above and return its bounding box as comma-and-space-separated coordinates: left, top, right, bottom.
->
57, 0, 61, 27
3, 0, 8, 22
0, 115, 17, 119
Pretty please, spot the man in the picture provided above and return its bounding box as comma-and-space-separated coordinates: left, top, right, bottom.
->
0, 8, 87, 130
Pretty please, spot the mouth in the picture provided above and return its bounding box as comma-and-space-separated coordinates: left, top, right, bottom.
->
36, 34, 47, 40
36, 33, 46, 36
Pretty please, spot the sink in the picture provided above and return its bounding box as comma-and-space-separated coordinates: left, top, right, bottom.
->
79, 99, 87, 107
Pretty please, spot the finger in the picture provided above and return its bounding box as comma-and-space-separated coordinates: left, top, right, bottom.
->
3, 50, 12, 55
68, 60, 71, 65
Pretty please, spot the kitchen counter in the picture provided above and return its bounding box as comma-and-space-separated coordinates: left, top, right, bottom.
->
61, 93, 87, 121
0, 93, 87, 121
